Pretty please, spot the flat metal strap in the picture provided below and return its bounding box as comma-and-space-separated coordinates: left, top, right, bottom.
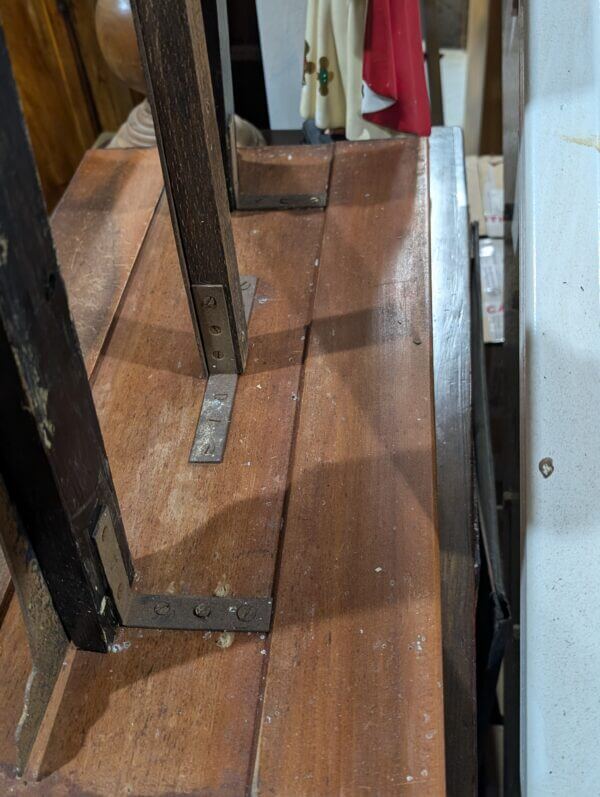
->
94, 507, 272, 633
228, 117, 328, 211
191, 283, 237, 374
235, 192, 327, 210
190, 275, 256, 463
125, 594, 272, 632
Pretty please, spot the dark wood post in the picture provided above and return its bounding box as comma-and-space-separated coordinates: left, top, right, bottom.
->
0, 23, 133, 652
131, 0, 248, 374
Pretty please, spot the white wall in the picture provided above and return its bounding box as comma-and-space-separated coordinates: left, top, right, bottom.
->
520, 1, 600, 793
256, 0, 307, 129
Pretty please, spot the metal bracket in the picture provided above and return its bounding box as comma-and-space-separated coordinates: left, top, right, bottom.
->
190, 275, 256, 463
229, 117, 328, 211
235, 192, 327, 211
94, 508, 272, 633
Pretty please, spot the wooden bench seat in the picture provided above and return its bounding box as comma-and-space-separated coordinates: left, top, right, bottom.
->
0, 140, 445, 796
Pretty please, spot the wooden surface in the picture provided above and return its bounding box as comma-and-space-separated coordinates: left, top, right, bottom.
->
253, 140, 445, 795
0, 140, 445, 794
0, 0, 95, 209
52, 146, 163, 375
95, 0, 146, 94
464, 0, 491, 155
237, 144, 333, 199
480, 0, 503, 154
430, 128, 477, 796
0, 0, 133, 209
0, 147, 163, 620
70, 0, 138, 128
0, 34, 131, 652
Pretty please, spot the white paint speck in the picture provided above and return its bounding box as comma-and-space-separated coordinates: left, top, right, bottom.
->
110, 641, 131, 654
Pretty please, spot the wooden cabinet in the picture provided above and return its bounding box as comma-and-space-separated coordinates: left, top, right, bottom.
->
0, 0, 134, 209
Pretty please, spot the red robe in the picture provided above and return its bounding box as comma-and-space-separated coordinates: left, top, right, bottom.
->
362, 0, 432, 136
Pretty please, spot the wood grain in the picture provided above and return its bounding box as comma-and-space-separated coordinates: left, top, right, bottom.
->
52, 146, 163, 375
131, 0, 248, 371
0, 31, 134, 652
0, 0, 96, 209
0, 147, 163, 625
430, 128, 477, 796
253, 140, 446, 796
0, 194, 325, 791
237, 144, 333, 199
69, 0, 137, 130
0, 0, 135, 210
0, 141, 446, 794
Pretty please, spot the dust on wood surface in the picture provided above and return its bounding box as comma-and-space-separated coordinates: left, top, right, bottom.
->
0, 141, 444, 795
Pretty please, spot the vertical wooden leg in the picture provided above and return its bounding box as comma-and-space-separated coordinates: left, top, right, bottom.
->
131, 0, 248, 374
0, 22, 131, 654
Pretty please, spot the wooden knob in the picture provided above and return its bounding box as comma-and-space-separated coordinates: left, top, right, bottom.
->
95, 0, 146, 94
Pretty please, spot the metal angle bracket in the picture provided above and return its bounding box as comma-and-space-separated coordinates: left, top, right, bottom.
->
94, 508, 272, 633
229, 117, 328, 211
190, 275, 256, 463
235, 192, 327, 211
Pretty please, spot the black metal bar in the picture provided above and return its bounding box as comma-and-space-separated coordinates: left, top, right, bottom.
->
0, 23, 132, 652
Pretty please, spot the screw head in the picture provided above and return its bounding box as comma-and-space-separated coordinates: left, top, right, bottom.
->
154, 601, 170, 616
236, 604, 257, 623
194, 603, 212, 619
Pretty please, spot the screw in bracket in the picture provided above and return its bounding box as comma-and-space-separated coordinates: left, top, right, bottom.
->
236, 604, 257, 623
154, 601, 171, 616
194, 603, 212, 619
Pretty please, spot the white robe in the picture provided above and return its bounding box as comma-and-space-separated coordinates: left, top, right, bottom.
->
300, 0, 399, 140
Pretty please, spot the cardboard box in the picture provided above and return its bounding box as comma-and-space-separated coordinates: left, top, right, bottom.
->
466, 155, 505, 239
479, 237, 504, 343
466, 155, 486, 236
477, 156, 504, 238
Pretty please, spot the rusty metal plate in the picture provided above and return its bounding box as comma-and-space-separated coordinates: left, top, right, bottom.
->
190, 275, 256, 463
94, 507, 272, 633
